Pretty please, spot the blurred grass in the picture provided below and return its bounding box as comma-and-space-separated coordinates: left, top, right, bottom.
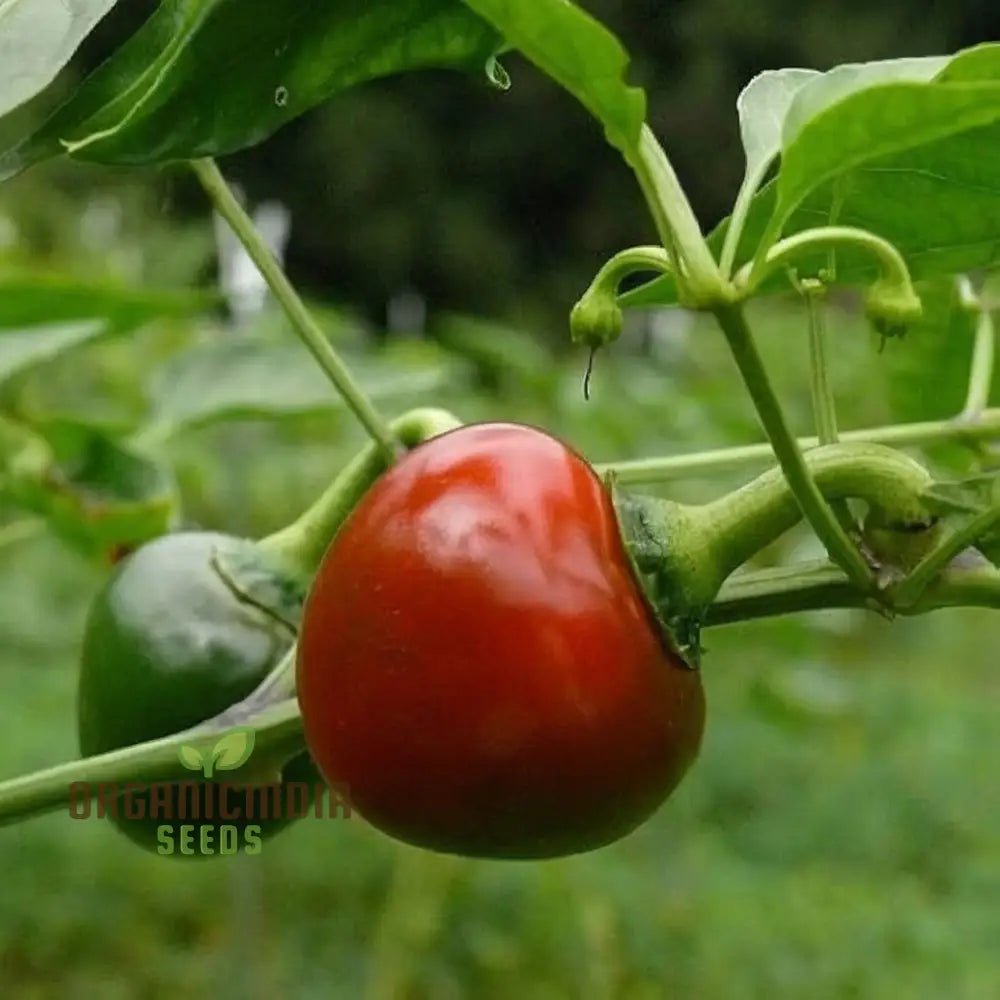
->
2, 288, 999, 998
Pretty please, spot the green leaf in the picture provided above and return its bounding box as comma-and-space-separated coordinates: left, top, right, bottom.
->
737, 68, 821, 184
980, 269, 1000, 311
881, 277, 982, 426
0, 0, 504, 177
778, 56, 947, 153
920, 470, 1000, 567
3, 418, 178, 560
176, 743, 205, 772
0, 320, 107, 386
0, 273, 215, 327
921, 483, 988, 519
622, 48, 1000, 309
459, 0, 646, 156
762, 79, 1000, 257
211, 728, 256, 773
921, 469, 1000, 515
723, 68, 822, 274
935, 42, 1000, 83
148, 338, 461, 434
0, 0, 118, 120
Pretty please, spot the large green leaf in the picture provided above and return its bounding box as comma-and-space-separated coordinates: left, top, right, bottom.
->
459, 0, 646, 156
0, 319, 106, 385
0, 0, 117, 119
148, 338, 464, 434
761, 81, 1000, 257
622, 46, 1000, 309
736, 68, 821, 188
935, 42, 1000, 84
880, 277, 982, 425
723, 68, 821, 273
777, 57, 947, 152
0, 0, 504, 178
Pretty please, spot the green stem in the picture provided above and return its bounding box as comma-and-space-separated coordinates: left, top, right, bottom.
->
711, 303, 876, 592
706, 561, 860, 624
257, 407, 462, 580
597, 409, 1000, 485
719, 159, 772, 278
0, 698, 302, 828
706, 557, 1000, 624
628, 125, 729, 306
220, 646, 298, 716
737, 225, 913, 296
805, 288, 838, 445
190, 158, 400, 463
891, 503, 1000, 608
588, 246, 673, 288
960, 306, 996, 420
802, 283, 856, 536
911, 559, 1000, 610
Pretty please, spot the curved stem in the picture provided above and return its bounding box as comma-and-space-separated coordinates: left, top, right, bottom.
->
701, 442, 932, 579
0, 698, 302, 828
190, 158, 400, 463
257, 407, 462, 580
711, 303, 876, 592
584, 245, 673, 298
736, 225, 912, 296
569, 247, 672, 350
571, 246, 670, 350
596, 409, 1000, 485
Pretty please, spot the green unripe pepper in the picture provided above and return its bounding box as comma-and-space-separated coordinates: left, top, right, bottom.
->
77, 530, 320, 856
74, 409, 467, 855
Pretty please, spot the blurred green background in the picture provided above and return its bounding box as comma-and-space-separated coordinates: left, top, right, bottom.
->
2, 1, 1000, 997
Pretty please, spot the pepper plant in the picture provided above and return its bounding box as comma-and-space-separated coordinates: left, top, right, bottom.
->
1, 0, 1000, 858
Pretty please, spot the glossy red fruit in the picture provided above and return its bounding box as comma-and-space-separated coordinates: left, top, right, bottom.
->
297, 422, 705, 858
